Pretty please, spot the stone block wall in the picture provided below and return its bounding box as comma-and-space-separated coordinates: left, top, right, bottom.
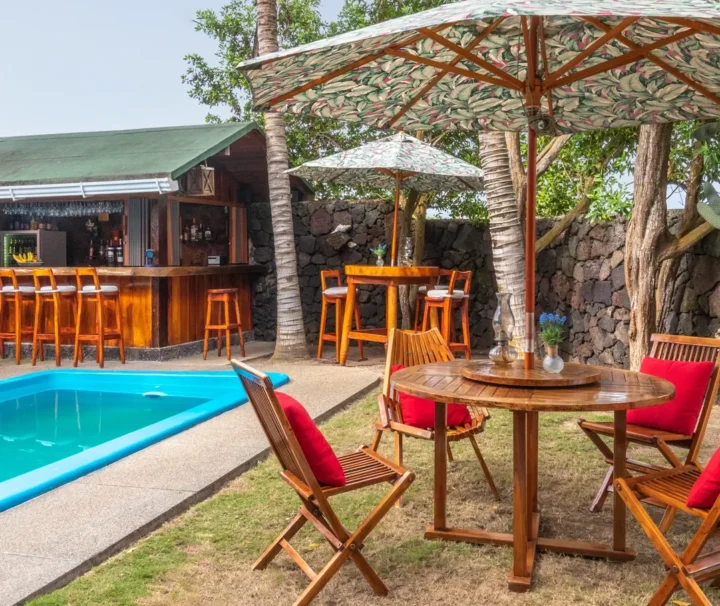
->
248, 198, 720, 367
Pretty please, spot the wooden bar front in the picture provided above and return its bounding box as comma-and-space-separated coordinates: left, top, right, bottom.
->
12, 265, 264, 348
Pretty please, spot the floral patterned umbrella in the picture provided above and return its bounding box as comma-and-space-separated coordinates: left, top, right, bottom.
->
287, 132, 483, 263
239, 0, 720, 368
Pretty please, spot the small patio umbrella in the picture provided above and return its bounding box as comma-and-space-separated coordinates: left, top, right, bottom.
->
286, 132, 483, 264
240, 0, 720, 368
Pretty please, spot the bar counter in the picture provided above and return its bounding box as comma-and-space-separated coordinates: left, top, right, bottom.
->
13, 264, 265, 349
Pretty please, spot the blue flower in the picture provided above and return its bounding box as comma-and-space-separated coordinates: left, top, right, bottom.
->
539, 313, 548, 325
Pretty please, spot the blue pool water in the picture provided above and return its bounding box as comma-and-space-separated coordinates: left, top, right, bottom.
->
0, 369, 289, 511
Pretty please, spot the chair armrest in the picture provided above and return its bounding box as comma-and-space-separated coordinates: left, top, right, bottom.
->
377, 393, 391, 427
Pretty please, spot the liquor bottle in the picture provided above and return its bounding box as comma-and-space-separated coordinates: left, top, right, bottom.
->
190, 218, 198, 242
204, 224, 212, 242
117, 245, 124, 266
198, 223, 204, 242
107, 245, 115, 267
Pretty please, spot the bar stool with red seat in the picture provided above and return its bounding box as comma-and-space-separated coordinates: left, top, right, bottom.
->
318, 269, 364, 362
203, 288, 245, 360
421, 270, 472, 360
0, 269, 36, 364
31, 268, 78, 367
74, 268, 126, 368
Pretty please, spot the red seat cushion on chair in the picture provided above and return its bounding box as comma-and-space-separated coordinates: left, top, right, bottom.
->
276, 392, 346, 487
687, 447, 720, 509
391, 365, 473, 429
626, 357, 715, 436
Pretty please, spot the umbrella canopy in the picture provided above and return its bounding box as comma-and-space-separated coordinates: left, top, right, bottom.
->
287, 132, 483, 263
240, 0, 720, 368
286, 132, 484, 192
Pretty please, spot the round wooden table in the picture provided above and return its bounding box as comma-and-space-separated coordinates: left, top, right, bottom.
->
338, 265, 440, 365
391, 360, 675, 592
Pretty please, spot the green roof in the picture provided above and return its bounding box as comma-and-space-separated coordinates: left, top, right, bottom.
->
0, 123, 259, 186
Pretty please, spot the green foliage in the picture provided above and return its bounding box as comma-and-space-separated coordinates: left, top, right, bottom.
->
538, 313, 567, 347
693, 120, 720, 228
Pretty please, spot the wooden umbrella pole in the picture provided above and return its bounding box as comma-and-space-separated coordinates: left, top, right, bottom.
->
390, 173, 401, 266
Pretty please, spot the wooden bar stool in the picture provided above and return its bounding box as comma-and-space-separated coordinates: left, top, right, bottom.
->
0, 269, 36, 364
203, 288, 245, 361
318, 269, 364, 362
414, 268, 453, 331
73, 268, 126, 368
31, 269, 78, 367
422, 270, 472, 360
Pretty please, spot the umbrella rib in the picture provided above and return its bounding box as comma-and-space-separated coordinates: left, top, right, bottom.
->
538, 18, 554, 119
385, 48, 521, 90
383, 18, 507, 129
418, 27, 523, 90
261, 27, 445, 109
544, 17, 638, 87
661, 17, 720, 38
583, 17, 720, 110
548, 28, 698, 90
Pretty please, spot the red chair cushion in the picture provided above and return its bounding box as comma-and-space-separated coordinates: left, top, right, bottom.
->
687, 447, 720, 509
391, 365, 473, 429
276, 392, 346, 487
626, 357, 715, 436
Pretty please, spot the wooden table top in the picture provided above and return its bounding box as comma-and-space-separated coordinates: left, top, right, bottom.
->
392, 360, 675, 412
344, 265, 440, 279
10, 265, 266, 278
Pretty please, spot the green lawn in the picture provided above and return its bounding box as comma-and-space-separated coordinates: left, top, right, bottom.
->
30, 391, 720, 606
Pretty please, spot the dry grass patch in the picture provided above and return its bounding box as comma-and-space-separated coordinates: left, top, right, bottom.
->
31, 391, 720, 606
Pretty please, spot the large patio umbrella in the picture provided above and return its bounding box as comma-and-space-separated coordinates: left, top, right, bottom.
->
239, 0, 720, 368
286, 132, 483, 264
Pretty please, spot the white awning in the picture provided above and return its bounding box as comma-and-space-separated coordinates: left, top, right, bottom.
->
0, 178, 179, 200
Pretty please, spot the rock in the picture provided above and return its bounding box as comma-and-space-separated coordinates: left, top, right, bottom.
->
599, 260, 611, 281
599, 349, 616, 366
584, 260, 601, 281
680, 286, 698, 314
326, 231, 351, 251
350, 204, 365, 224
311, 253, 326, 265
612, 340, 626, 363
365, 208, 380, 225
708, 284, 720, 317
551, 272, 571, 300
590, 239, 605, 258
253, 247, 273, 263
310, 208, 333, 236
573, 264, 584, 283
452, 223, 481, 253
614, 321, 629, 345
611, 266, 625, 290
691, 256, 720, 294
297, 235, 316, 255
612, 288, 630, 308
678, 313, 693, 335
610, 249, 624, 269
298, 252, 311, 268
576, 240, 591, 261
598, 315, 616, 332
353, 233, 368, 246
333, 211, 352, 228
593, 281, 612, 305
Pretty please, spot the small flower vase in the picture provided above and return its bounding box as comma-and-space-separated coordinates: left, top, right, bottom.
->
375, 255, 384, 267
543, 345, 564, 374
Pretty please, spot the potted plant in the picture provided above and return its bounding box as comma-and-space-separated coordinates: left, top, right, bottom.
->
539, 313, 567, 373
372, 243, 388, 266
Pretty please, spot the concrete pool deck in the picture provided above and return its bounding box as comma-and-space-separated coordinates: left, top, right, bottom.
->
0, 344, 381, 606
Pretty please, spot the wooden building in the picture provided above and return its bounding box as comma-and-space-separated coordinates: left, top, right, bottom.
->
0, 123, 312, 352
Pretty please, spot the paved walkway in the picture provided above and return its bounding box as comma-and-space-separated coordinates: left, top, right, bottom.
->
0, 345, 380, 605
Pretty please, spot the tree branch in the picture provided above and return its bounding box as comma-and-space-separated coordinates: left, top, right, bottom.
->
535, 176, 594, 254
536, 134, 572, 178
659, 221, 715, 263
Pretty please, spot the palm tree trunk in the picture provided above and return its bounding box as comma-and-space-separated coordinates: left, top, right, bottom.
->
257, 0, 308, 359
478, 132, 526, 344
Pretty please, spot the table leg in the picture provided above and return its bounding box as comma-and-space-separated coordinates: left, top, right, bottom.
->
527, 411, 539, 534
433, 401, 447, 531
510, 411, 532, 591
613, 410, 627, 552
386, 284, 398, 333
338, 279, 355, 366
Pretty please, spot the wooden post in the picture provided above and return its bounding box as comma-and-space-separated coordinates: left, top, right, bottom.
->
390, 174, 401, 266
613, 410, 628, 552
512, 411, 529, 580
434, 401, 448, 531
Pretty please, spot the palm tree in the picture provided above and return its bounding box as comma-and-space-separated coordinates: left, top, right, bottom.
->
256, 0, 309, 359
478, 132, 527, 344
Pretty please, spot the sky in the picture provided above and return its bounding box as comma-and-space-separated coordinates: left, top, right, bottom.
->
0, 0, 344, 137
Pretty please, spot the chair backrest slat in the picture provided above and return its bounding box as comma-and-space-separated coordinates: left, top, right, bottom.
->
0, 269, 19, 291
320, 270, 341, 292
75, 267, 101, 291
447, 270, 472, 296
32, 268, 57, 291
649, 334, 720, 462
382, 328, 455, 422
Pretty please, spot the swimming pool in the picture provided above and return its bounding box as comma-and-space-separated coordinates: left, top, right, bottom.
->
0, 369, 289, 512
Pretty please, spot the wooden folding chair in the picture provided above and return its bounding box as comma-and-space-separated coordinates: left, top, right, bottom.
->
232, 360, 414, 606
616, 466, 720, 605
370, 328, 499, 500
579, 334, 720, 527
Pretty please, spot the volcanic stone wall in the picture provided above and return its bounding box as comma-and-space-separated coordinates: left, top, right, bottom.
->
248, 199, 720, 367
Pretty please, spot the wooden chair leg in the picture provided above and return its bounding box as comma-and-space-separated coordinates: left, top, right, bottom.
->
73, 295, 83, 367
317, 297, 328, 359
96, 296, 105, 368
413, 294, 423, 331
422, 301, 431, 331
14, 295, 22, 365
52, 295, 61, 367
370, 429, 383, 451
354, 300, 364, 361
234, 295, 245, 357
32, 296, 41, 365
224, 295, 232, 361
591, 466, 614, 513
253, 510, 308, 570
114, 297, 126, 364
334, 298, 345, 364
659, 506, 678, 533
203, 298, 212, 360
394, 433, 403, 508
446, 442, 454, 462
468, 433, 500, 500
461, 300, 471, 360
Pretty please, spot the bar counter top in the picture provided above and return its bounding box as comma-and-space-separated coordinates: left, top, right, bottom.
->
11, 264, 267, 278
